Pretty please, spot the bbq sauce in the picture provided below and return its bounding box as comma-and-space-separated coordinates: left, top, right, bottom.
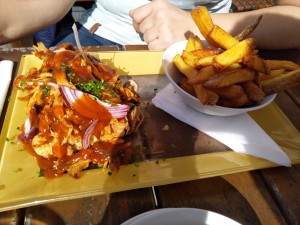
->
15, 45, 135, 179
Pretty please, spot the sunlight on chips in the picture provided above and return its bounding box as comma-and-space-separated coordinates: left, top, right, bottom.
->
173, 6, 300, 108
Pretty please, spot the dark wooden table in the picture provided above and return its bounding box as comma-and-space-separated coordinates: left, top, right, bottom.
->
231, 0, 274, 12
0, 46, 299, 225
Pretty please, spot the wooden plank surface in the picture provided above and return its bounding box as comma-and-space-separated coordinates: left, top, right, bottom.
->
22, 188, 156, 225
260, 165, 300, 225
232, 0, 274, 11
155, 172, 288, 225
223, 172, 287, 225
259, 49, 300, 225
0, 209, 23, 225
274, 91, 300, 131
99, 188, 156, 225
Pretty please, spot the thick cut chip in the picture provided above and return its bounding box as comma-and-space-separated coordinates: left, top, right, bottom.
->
261, 69, 300, 95
241, 81, 265, 104
223, 63, 243, 71
235, 15, 263, 41
173, 54, 198, 79
196, 55, 215, 68
188, 65, 216, 84
243, 54, 270, 74
209, 25, 239, 49
191, 48, 223, 59
217, 92, 251, 108
265, 60, 300, 71
185, 34, 204, 51
210, 85, 243, 100
191, 6, 218, 47
193, 35, 205, 50
179, 78, 196, 96
203, 68, 256, 88
270, 69, 286, 76
182, 50, 201, 68
193, 84, 219, 105
259, 69, 286, 81
213, 38, 256, 71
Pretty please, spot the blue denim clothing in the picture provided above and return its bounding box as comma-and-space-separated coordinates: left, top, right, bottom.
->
34, 25, 56, 48
51, 22, 123, 48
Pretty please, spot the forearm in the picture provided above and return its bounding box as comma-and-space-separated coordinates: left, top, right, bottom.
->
275, 0, 300, 7
0, 0, 75, 45
210, 6, 300, 49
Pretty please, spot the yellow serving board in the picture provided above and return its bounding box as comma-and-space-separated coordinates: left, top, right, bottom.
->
21, 51, 165, 76
0, 51, 299, 212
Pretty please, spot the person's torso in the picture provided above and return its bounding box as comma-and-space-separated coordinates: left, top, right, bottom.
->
78, 0, 231, 45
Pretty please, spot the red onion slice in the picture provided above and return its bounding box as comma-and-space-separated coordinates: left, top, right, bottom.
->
23, 118, 38, 139
72, 23, 88, 62
59, 85, 130, 119
19, 106, 39, 142
82, 119, 98, 149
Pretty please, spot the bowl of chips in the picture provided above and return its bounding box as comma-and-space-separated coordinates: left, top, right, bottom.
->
162, 40, 276, 116
161, 5, 300, 116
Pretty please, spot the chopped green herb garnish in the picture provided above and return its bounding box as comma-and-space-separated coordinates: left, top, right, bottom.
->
75, 80, 109, 99
42, 86, 50, 95
155, 160, 159, 165
13, 168, 23, 173
20, 79, 26, 91
98, 163, 104, 168
60, 63, 69, 69
66, 71, 75, 80
36, 171, 42, 177
5, 137, 9, 142
107, 171, 112, 176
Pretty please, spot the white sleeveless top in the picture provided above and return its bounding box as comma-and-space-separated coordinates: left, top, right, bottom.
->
78, 0, 232, 45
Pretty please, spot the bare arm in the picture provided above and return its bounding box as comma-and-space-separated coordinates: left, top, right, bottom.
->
274, 0, 300, 6
211, 5, 300, 49
130, 0, 300, 50
0, 0, 75, 45
205, 0, 300, 49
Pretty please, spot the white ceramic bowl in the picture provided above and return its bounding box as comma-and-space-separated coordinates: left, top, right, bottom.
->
162, 40, 276, 116
121, 208, 241, 225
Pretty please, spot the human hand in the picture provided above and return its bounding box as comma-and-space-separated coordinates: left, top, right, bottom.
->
129, 0, 199, 50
